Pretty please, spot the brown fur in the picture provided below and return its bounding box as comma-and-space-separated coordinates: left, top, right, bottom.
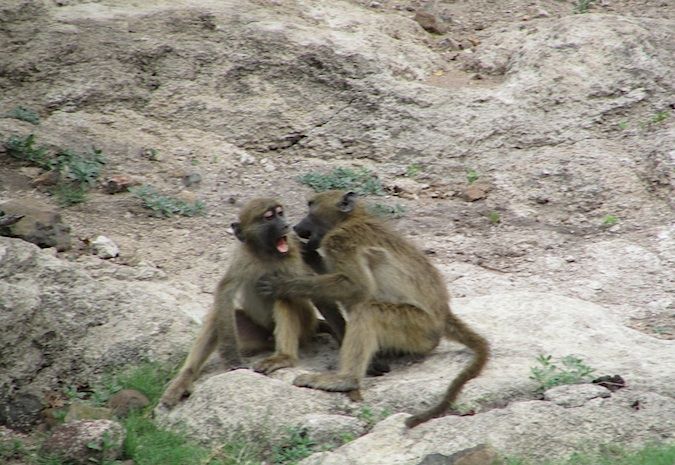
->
160, 198, 335, 407
259, 191, 489, 427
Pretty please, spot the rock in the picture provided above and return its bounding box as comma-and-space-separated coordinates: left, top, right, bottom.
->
0, 213, 24, 228
543, 384, 611, 408
103, 175, 139, 194
0, 392, 43, 432
155, 369, 351, 443
592, 374, 626, 392
239, 152, 256, 165
460, 183, 490, 202
108, 389, 150, 417
91, 235, 119, 259
41, 419, 125, 465
414, 11, 449, 35
182, 172, 202, 187
418, 444, 502, 465
0, 236, 203, 412
0, 198, 71, 251
299, 414, 366, 447
175, 190, 198, 204
300, 391, 675, 465
65, 402, 113, 422
31, 170, 60, 187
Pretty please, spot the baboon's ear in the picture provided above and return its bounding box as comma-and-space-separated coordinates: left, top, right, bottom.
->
338, 191, 357, 213
231, 222, 245, 242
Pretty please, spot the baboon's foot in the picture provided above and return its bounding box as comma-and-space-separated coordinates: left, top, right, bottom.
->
159, 376, 193, 408
293, 372, 359, 392
252, 354, 295, 374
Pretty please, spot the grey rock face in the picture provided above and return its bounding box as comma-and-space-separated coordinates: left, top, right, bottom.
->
0, 237, 202, 410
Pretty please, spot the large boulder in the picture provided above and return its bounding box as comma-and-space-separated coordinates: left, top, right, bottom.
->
156, 292, 674, 451
0, 236, 206, 411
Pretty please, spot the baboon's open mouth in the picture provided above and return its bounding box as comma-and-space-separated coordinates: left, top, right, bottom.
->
276, 235, 289, 254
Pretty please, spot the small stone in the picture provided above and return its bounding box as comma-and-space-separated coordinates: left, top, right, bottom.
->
108, 389, 150, 417
414, 11, 448, 34
534, 7, 551, 18
460, 183, 490, 202
91, 235, 119, 259
103, 175, 139, 194
263, 162, 276, 173
175, 190, 198, 204
239, 152, 256, 165
437, 37, 462, 50
182, 172, 202, 187
31, 170, 61, 187
564, 256, 576, 262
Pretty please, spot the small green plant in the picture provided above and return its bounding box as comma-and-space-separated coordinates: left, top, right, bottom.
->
5, 106, 40, 124
618, 121, 628, 130
53, 148, 106, 186
5, 134, 51, 168
651, 111, 669, 124
370, 203, 406, 219
487, 211, 501, 225
271, 428, 315, 465
356, 405, 391, 429
130, 185, 206, 218
142, 148, 161, 161
529, 354, 595, 392
601, 214, 619, 227
405, 163, 422, 178
51, 183, 88, 206
64, 384, 88, 401
467, 169, 479, 184
574, 0, 595, 14
298, 167, 385, 195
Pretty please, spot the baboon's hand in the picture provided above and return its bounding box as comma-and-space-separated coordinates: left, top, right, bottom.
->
256, 272, 285, 297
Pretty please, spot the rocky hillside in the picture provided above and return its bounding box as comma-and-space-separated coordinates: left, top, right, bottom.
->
1, 0, 673, 463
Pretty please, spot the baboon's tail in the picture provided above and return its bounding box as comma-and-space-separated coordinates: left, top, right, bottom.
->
405, 314, 489, 428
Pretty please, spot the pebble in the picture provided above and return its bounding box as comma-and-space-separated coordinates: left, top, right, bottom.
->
92, 236, 120, 259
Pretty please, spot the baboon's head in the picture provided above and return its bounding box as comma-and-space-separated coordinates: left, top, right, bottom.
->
294, 190, 361, 250
232, 198, 291, 257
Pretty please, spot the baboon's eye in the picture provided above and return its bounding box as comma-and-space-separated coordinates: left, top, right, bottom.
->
276, 206, 284, 216
263, 210, 274, 220
308, 200, 314, 207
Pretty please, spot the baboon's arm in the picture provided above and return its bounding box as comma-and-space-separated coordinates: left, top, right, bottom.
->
213, 273, 245, 367
259, 270, 369, 307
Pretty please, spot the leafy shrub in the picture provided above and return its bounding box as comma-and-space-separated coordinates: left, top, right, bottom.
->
5, 134, 51, 169
298, 167, 384, 195
5, 106, 40, 124
130, 185, 205, 218
529, 354, 595, 392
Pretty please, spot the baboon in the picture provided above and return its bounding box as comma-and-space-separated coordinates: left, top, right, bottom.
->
160, 198, 344, 407
258, 190, 489, 427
